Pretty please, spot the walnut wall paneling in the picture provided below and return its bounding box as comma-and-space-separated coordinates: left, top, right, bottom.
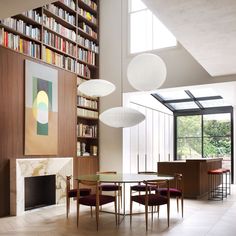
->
0, 46, 77, 216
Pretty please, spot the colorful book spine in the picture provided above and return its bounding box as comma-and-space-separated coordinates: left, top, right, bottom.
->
1, 18, 41, 40
60, 0, 76, 10
77, 34, 98, 53
45, 4, 76, 25
77, 123, 97, 137
22, 10, 42, 23
78, 47, 95, 65
80, 0, 97, 11
79, 22, 97, 39
77, 96, 98, 109
78, 7, 97, 25
42, 45, 76, 72
77, 108, 98, 118
77, 62, 91, 78
43, 15, 76, 41
43, 30, 76, 57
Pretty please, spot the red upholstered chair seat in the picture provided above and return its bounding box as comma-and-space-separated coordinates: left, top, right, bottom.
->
99, 184, 121, 191
131, 184, 155, 192
68, 188, 91, 198
79, 194, 115, 206
158, 188, 182, 197
132, 194, 168, 206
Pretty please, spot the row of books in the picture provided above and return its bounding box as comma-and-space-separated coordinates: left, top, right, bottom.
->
22, 9, 42, 23
77, 96, 98, 109
0, 28, 40, 58
77, 108, 98, 118
77, 123, 97, 137
78, 48, 96, 65
77, 142, 98, 156
45, 4, 76, 26
43, 15, 76, 42
60, 0, 76, 10
1, 18, 41, 40
43, 30, 76, 57
77, 76, 87, 85
79, 22, 97, 39
81, 0, 98, 11
77, 35, 98, 53
42, 46, 76, 72
78, 7, 97, 25
77, 62, 91, 78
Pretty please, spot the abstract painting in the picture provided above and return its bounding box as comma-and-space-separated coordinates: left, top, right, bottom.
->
25, 60, 58, 155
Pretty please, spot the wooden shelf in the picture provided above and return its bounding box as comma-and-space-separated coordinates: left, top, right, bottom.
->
77, 136, 97, 139
77, 155, 98, 158
77, 13, 97, 29
77, 0, 98, 16
77, 58, 98, 68
77, 27, 98, 43
53, 1, 77, 15
77, 42, 98, 54
43, 43, 76, 59
0, 24, 41, 44
43, 8, 77, 30
77, 116, 98, 120
14, 14, 42, 27
77, 104, 98, 111
43, 25, 77, 44
77, 74, 92, 80
77, 93, 98, 101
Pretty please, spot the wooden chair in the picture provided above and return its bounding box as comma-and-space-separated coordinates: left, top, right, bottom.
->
97, 171, 122, 208
130, 179, 170, 231
158, 173, 184, 217
66, 176, 91, 218
77, 179, 117, 231
130, 171, 157, 193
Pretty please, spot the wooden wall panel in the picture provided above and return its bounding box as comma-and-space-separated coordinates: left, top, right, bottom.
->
0, 46, 76, 217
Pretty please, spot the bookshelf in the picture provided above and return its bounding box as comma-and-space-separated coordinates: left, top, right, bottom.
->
0, 0, 99, 174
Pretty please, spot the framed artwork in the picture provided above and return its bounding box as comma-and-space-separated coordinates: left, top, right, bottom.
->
25, 60, 58, 155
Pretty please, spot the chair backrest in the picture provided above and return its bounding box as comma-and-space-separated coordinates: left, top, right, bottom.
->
66, 175, 72, 194
174, 173, 183, 191
96, 171, 117, 174
143, 179, 170, 199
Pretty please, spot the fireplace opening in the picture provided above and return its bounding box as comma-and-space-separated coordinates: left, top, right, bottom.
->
25, 175, 56, 211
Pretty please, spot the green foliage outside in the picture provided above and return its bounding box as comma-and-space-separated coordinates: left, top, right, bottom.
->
177, 115, 231, 159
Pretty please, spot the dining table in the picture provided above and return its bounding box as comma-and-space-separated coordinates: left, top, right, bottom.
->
76, 173, 174, 223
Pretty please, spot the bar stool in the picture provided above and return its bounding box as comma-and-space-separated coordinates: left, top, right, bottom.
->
208, 169, 226, 200
222, 168, 231, 196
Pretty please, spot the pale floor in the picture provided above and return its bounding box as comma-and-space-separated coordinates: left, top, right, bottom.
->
1, 186, 236, 236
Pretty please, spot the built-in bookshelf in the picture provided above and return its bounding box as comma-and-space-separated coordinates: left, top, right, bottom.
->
0, 0, 99, 173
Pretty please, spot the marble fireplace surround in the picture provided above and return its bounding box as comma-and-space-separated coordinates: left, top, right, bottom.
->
10, 157, 73, 216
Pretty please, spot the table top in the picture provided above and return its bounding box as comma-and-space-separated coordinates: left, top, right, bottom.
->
76, 173, 174, 183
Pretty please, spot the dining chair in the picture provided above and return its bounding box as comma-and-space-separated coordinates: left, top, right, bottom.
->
158, 173, 184, 217
66, 175, 91, 218
130, 171, 157, 193
130, 179, 170, 231
97, 171, 122, 208
77, 179, 118, 231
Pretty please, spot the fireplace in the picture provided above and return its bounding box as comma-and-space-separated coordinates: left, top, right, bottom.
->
10, 157, 73, 215
25, 175, 56, 211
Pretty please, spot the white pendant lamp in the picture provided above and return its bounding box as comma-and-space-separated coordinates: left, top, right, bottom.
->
127, 53, 167, 91
78, 79, 116, 97
99, 106, 145, 128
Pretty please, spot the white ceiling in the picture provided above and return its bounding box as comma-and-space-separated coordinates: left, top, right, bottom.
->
0, 0, 54, 19
143, 0, 236, 77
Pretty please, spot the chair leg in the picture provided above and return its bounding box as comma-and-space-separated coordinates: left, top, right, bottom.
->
114, 197, 118, 226
90, 206, 93, 217
66, 196, 70, 218
96, 205, 99, 231
167, 202, 170, 227
145, 204, 148, 231
77, 203, 80, 228
158, 205, 160, 218
181, 196, 184, 218
130, 194, 132, 227
151, 206, 154, 223
177, 197, 179, 212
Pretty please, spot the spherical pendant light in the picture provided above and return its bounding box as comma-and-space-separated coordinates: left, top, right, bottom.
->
127, 53, 167, 91
78, 79, 116, 97
99, 107, 145, 128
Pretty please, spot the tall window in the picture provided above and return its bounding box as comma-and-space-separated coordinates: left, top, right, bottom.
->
129, 0, 177, 54
176, 113, 232, 170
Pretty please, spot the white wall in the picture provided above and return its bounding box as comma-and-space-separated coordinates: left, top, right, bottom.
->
99, 0, 236, 174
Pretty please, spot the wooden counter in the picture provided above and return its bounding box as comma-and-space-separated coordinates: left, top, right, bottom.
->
157, 158, 222, 198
